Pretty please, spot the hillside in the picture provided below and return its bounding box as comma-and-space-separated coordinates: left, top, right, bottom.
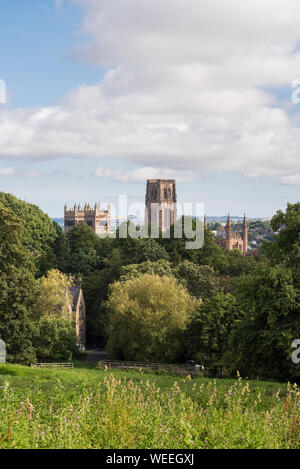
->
0, 364, 299, 449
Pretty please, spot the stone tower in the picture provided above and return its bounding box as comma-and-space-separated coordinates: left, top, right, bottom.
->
145, 179, 177, 231
64, 203, 111, 235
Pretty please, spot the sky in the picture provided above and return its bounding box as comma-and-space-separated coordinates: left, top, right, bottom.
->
1, 0, 300, 218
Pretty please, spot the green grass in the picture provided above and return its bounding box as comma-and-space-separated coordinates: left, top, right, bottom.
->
0, 363, 299, 449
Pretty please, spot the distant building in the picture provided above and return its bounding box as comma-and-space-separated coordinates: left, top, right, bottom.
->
64, 203, 111, 235
68, 279, 86, 347
145, 179, 177, 231
216, 214, 248, 255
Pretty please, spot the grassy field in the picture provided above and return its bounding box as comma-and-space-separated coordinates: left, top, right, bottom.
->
0, 363, 299, 449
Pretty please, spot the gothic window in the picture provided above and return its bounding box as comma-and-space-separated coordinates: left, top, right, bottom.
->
65, 220, 75, 227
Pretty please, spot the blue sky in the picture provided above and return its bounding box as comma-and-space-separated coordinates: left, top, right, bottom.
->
0, 0, 300, 218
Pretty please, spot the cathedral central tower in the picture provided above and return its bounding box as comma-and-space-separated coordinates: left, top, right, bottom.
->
145, 179, 177, 231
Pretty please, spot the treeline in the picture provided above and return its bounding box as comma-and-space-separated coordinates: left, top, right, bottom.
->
0, 192, 299, 381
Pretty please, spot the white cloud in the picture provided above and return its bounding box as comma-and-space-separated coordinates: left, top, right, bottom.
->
94, 166, 195, 183
280, 173, 300, 185
0, 167, 42, 177
23, 170, 41, 178
0, 167, 16, 176
1, 0, 300, 182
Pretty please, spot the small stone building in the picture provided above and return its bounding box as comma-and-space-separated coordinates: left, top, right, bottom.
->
69, 280, 86, 347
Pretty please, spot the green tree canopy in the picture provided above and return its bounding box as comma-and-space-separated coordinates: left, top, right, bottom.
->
105, 273, 200, 362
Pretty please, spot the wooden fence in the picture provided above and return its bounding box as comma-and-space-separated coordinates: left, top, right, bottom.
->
97, 360, 200, 376
31, 363, 74, 368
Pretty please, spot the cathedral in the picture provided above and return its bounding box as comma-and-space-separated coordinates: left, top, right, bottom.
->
215, 214, 248, 255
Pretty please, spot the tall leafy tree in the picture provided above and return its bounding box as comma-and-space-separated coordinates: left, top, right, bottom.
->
66, 223, 101, 276
0, 202, 39, 363
105, 273, 199, 362
227, 264, 300, 380
263, 202, 300, 272
36, 269, 73, 319
0, 192, 57, 257
32, 317, 76, 362
185, 292, 239, 373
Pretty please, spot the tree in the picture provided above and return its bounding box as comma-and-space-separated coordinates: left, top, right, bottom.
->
119, 259, 175, 282
32, 317, 76, 361
0, 192, 57, 258
115, 230, 169, 265
176, 260, 220, 300
157, 216, 204, 264
66, 223, 102, 276
226, 264, 300, 380
263, 202, 300, 271
67, 222, 100, 253
83, 249, 123, 346
38, 222, 71, 275
185, 292, 239, 374
105, 274, 200, 362
36, 269, 73, 319
0, 202, 39, 364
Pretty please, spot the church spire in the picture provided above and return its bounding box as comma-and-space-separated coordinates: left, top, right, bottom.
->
243, 213, 248, 255
226, 214, 232, 249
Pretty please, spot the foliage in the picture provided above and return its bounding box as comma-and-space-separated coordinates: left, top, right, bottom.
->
105, 274, 199, 362
32, 317, 77, 362
185, 292, 239, 373
119, 259, 175, 282
263, 202, 300, 271
0, 192, 57, 259
176, 260, 220, 300
83, 249, 123, 346
226, 264, 300, 380
0, 202, 39, 364
114, 229, 169, 265
66, 223, 101, 276
36, 269, 73, 319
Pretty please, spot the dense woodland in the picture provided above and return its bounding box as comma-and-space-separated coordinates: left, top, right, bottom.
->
0, 191, 299, 381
